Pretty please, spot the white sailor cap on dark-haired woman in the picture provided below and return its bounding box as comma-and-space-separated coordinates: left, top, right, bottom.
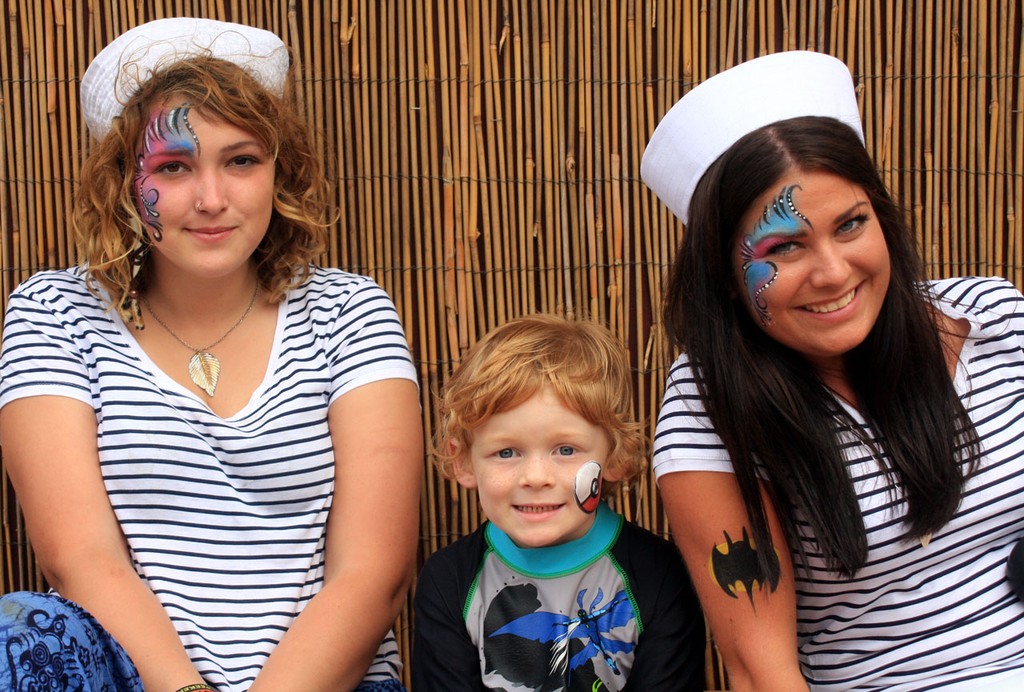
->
644, 51, 1024, 691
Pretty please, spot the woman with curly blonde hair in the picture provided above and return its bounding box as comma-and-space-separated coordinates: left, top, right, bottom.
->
0, 17, 421, 692
77, 52, 328, 315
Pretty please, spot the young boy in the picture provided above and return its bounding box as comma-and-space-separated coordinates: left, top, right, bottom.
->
413, 315, 705, 691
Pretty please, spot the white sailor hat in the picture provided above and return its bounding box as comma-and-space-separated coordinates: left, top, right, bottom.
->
640, 51, 863, 225
81, 17, 289, 140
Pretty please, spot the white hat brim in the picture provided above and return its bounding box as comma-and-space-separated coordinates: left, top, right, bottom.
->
640, 51, 864, 225
81, 17, 289, 140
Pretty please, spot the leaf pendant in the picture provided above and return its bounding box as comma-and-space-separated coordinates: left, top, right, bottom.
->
188, 351, 220, 396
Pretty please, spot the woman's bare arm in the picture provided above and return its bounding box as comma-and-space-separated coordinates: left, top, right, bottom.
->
251, 378, 423, 690
1, 396, 205, 690
659, 470, 808, 692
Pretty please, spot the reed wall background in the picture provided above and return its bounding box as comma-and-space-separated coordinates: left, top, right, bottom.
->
2, 1, 1022, 688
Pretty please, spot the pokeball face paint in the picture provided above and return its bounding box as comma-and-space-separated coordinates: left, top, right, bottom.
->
739, 184, 809, 325
574, 460, 602, 514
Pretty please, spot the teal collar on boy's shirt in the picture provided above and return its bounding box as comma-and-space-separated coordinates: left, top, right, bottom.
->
484, 502, 623, 578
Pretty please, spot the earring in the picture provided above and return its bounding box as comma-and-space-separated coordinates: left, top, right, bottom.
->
122, 289, 144, 330
120, 236, 149, 330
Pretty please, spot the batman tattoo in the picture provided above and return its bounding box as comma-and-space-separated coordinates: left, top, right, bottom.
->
710, 528, 780, 605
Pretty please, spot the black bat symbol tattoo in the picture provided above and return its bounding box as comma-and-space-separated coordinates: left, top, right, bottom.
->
711, 528, 780, 605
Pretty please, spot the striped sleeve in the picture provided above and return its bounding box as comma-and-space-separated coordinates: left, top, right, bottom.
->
0, 269, 104, 407
278, 271, 417, 408
652, 353, 736, 478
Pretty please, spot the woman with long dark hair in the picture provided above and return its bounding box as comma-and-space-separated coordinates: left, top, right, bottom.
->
643, 51, 1024, 690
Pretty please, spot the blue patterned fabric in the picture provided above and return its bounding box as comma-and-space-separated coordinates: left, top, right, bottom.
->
354, 678, 406, 691
0, 591, 408, 691
0, 591, 142, 691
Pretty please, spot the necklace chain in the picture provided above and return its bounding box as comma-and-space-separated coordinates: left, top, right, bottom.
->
140, 282, 260, 397
141, 282, 260, 353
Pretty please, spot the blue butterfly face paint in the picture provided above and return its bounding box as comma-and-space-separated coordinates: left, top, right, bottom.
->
134, 105, 201, 240
739, 184, 810, 325
574, 460, 602, 514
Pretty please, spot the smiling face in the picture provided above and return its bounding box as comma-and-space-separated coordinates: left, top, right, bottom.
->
733, 168, 891, 374
454, 385, 616, 549
133, 103, 275, 285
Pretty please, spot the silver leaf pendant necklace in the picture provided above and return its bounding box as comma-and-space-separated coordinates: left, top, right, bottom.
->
141, 283, 260, 397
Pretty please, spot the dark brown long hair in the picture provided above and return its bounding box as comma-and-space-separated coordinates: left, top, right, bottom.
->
664, 116, 980, 577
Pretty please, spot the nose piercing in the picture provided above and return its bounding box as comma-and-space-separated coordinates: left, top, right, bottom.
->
195, 200, 204, 213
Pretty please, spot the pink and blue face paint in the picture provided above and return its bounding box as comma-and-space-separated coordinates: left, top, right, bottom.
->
134, 105, 201, 241
739, 184, 810, 325
574, 460, 602, 514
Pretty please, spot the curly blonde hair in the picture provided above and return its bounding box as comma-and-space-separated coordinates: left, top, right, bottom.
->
434, 314, 646, 496
74, 55, 329, 313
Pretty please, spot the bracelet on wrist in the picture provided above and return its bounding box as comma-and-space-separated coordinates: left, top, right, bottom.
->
175, 685, 213, 692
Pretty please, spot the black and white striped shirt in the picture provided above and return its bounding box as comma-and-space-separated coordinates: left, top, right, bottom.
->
654, 276, 1024, 690
0, 266, 417, 690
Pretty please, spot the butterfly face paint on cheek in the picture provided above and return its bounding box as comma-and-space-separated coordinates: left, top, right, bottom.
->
134, 106, 201, 241
740, 184, 810, 325
574, 460, 602, 514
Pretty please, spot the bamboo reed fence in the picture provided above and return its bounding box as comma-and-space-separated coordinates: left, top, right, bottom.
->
1, 1, 1021, 689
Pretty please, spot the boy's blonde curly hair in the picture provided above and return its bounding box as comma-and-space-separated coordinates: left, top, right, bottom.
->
434, 314, 646, 497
